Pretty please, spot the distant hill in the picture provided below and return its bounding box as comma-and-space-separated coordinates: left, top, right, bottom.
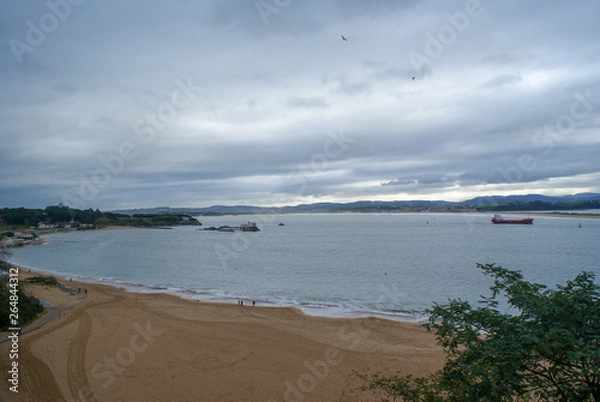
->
111, 193, 600, 215
460, 192, 600, 206
112, 199, 458, 215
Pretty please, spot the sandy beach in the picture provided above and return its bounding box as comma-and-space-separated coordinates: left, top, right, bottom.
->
0, 268, 445, 401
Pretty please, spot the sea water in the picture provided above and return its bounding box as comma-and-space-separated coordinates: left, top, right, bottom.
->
8, 213, 600, 320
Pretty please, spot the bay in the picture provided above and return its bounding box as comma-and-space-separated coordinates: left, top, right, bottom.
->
8, 213, 600, 319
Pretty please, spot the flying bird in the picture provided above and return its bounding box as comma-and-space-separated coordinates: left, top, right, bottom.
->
412, 76, 415, 80
341, 35, 347, 41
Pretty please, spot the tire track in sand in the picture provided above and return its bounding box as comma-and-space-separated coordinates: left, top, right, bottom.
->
17, 346, 64, 402
66, 312, 97, 402
15, 294, 125, 401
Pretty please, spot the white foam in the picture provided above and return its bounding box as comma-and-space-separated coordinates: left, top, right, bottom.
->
96, 277, 428, 322
7, 260, 428, 323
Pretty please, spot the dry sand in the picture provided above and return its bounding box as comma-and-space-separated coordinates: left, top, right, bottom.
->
1, 270, 445, 402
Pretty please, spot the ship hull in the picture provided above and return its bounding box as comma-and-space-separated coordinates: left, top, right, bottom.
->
491, 218, 534, 224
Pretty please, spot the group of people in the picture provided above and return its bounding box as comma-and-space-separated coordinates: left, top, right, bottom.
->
238, 300, 256, 307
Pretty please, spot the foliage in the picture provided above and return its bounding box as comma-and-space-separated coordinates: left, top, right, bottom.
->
0, 205, 103, 227
0, 205, 200, 228
44, 205, 104, 224
361, 263, 600, 401
25, 276, 59, 286
101, 212, 201, 227
0, 207, 44, 226
0, 271, 45, 330
356, 371, 445, 402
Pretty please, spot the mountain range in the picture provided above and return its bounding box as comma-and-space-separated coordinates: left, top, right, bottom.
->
112, 193, 600, 216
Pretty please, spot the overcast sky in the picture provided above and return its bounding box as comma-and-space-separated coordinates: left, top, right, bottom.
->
1, 0, 599, 210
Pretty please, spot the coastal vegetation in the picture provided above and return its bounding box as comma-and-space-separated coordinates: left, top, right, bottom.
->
24, 276, 60, 287
359, 264, 600, 401
0, 261, 45, 331
94, 212, 201, 228
0, 204, 201, 231
0, 205, 103, 227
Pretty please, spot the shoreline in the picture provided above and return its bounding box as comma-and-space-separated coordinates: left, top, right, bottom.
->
7, 260, 429, 324
0, 261, 445, 401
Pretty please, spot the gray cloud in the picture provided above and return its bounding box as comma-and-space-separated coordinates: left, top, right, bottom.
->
1, 0, 599, 209
286, 96, 330, 109
479, 74, 522, 89
53, 84, 79, 95
323, 75, 372, 96
372, 67, 414, 81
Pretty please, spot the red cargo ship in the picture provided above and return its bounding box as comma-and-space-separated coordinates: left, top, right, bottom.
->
491, 214, 534, 224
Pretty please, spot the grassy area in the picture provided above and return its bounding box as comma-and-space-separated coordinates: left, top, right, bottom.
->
0, 272, 45, 331
25, 276, 60, 286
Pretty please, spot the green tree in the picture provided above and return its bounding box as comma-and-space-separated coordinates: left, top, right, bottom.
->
44, 205, 74, 223
0, 207, 44, 226
359, 263, 600, 401
0, 268, 45, 330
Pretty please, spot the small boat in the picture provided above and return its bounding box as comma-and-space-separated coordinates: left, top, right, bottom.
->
278, 222, 285, 226
491, 214, 534, 224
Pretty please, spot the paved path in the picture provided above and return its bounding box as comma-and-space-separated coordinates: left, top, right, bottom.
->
0, 295, 85, 344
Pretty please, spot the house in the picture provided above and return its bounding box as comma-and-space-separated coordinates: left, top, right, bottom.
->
14, 229, 35, 240
54, 221, 78, 229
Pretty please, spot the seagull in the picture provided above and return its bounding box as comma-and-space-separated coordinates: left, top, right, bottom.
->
341, 35, 347, 41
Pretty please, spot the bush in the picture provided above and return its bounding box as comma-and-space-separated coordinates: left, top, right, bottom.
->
359, 263, 600, 401
0, 274, 45, 330
25, 276, 60, 286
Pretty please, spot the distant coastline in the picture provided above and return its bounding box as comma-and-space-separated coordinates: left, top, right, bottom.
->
0, 207, 202, 249
111, 193, 600, 216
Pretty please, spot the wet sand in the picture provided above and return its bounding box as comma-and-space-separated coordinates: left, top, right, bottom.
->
0, 269, 444, 401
